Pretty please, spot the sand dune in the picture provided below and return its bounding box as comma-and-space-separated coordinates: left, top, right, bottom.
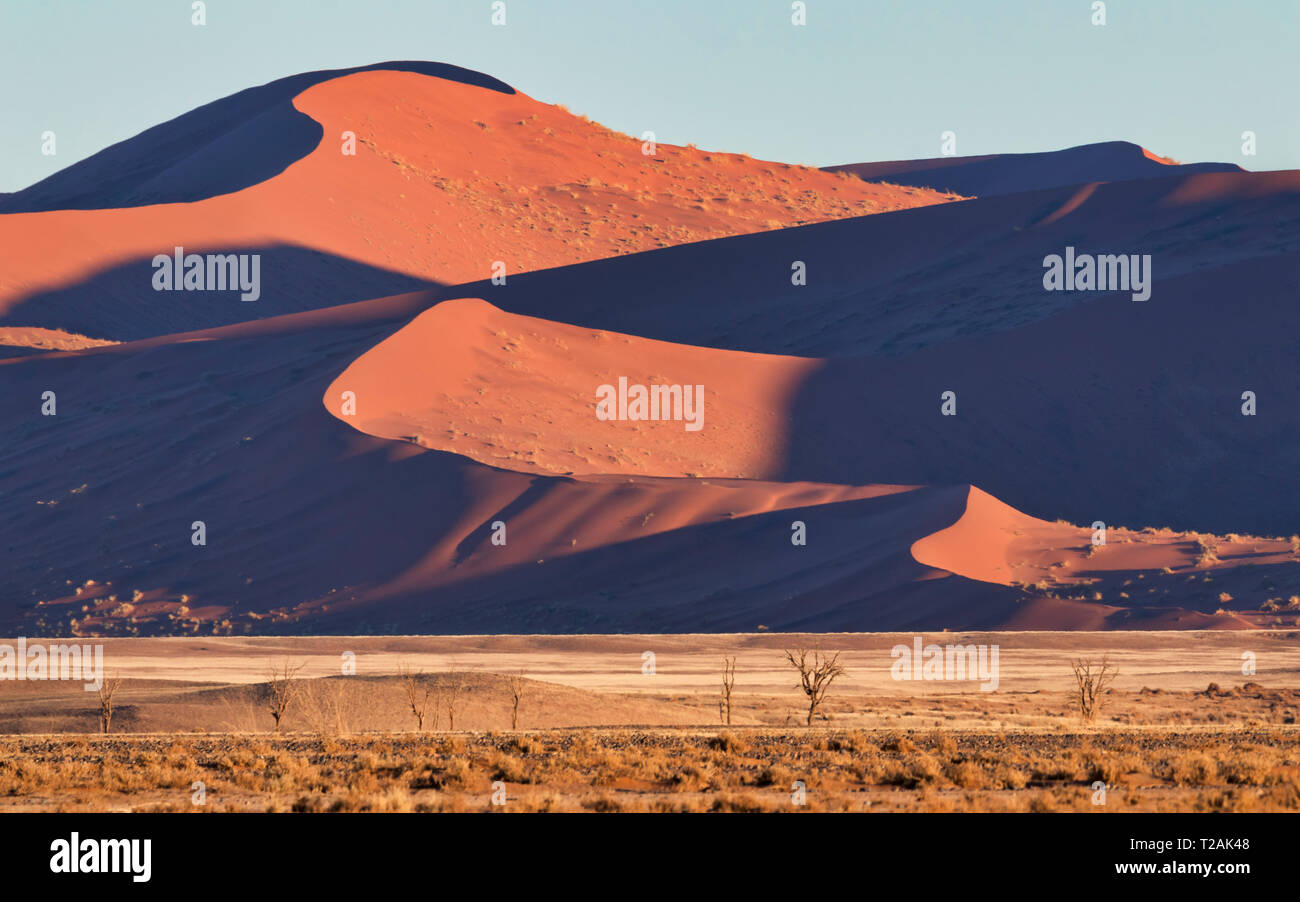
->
3, 281, 1295, 634
318, 290, 1300, 628
0, 62, 514, 213
3, 62, 1297, 635
0, 292, 965, 634
911, 486, 1036, 585
825, 140, 1242, 197
480, 166, 1300, 358
325, 296, 816, 479
327, 236, 1300, 538
0, 64, 959, 348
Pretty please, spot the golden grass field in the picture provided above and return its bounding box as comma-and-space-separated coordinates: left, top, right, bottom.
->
2, 728, 1297, 813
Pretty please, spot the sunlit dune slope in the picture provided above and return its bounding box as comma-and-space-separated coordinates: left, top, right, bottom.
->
325, 297, 818, 479
0, 64, 961, 345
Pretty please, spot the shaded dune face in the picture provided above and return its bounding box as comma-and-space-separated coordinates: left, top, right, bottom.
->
824, 140, 1242, 198
4, 62, 1300, 634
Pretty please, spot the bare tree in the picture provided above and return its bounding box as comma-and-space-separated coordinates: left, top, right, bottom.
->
98, 675, 124, 734
506, 670, 527, 730
398, 662, 433, 731
265, 659, 304, 733
444, 673, 465, 731
719, 656, 736, 725
1071, 656, 1118, 722
784, 647, 845, 727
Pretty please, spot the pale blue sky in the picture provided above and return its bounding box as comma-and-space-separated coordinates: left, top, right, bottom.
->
2, 0, 1296, 193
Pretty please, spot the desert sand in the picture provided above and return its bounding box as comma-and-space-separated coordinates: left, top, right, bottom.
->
1, 62, 1298, 637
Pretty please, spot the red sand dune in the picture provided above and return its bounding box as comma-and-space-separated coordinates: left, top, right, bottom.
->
911, 486, 1036, 585
911, 487, 1296, 630
0, 65, 960, 348
2, 63, 1298, 635
325, 297, 818, 479
321, 294, 1300, 629
0, 294, 979, 634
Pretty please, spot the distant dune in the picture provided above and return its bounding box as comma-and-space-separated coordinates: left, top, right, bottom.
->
824, 140, 1242, 197
2, 62, 1297, 636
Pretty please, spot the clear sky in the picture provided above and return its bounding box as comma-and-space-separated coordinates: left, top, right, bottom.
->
2, 0, 1296, 193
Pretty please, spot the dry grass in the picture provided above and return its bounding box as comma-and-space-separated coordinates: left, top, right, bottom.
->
1, 727, 1296, 813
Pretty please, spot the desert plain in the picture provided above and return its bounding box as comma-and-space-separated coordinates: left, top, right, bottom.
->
0, 630, 1296, 813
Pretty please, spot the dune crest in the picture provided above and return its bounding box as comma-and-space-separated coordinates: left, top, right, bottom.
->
826, 140, 1240, 197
